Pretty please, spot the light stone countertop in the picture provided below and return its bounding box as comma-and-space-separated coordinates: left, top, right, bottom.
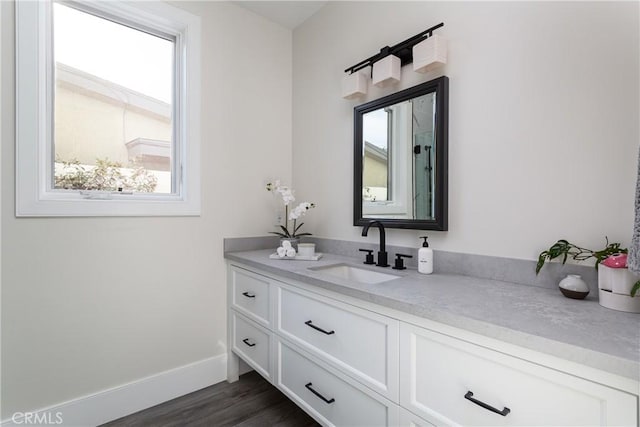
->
225, 249, 640, 381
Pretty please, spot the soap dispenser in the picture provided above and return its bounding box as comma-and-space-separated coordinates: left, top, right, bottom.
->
418, 236, 433, 274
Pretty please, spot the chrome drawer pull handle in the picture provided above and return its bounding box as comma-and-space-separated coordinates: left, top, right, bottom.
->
305, 320, 335, 335
242, 338, 256, 347
305, 382, 335, 404
242, 292, 256, 298
464, 391, 510, 416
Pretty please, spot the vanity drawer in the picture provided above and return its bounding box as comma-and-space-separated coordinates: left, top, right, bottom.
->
398, 408, 435, 427
276, 339, 398, 427
231, 312, 272, 380
276, 284, 399, 400
230, 267, 271, 326
400, 323, 637, 426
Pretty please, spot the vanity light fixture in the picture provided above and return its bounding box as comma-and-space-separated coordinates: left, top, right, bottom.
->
342, 67, 370, 99
342, 22, 445, 99
372, 53, 401, 87
413, 34, 448, 73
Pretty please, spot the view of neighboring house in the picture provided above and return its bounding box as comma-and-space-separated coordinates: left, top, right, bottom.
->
363, 141, 388, 201
54, 64, 172, 193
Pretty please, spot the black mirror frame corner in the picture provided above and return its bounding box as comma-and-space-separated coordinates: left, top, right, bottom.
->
353, 76, 449, 231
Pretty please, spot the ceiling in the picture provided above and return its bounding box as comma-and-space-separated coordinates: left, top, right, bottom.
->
233, 1, 328, 30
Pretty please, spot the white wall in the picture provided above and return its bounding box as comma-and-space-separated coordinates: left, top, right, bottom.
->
293, 1, 639, 260
1, 0, 291, 416
2, 0, 638, 419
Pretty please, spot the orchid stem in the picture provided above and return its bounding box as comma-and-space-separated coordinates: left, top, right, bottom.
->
284, 205, 289, 237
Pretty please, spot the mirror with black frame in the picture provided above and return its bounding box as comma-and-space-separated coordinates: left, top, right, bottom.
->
354, 77, 448, 230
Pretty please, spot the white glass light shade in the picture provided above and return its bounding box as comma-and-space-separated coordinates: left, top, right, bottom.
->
342, 69, 369, 99
372, 55, 400, 87
413, 34, 447, 73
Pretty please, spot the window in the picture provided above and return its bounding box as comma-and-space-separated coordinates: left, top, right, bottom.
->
16, 0, 201, 216
362, 102, 412, 218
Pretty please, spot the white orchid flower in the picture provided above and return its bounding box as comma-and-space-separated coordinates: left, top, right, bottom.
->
267, 181, 296, 205
289, 208, 301, 221
279, 188, 295, 205
266, 179, 315, 238
289, 202, 315, 220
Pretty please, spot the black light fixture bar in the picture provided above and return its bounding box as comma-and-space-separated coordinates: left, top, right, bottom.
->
344, 22, 444, 75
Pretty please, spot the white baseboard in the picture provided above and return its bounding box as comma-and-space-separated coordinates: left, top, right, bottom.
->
2, 354, 227, 427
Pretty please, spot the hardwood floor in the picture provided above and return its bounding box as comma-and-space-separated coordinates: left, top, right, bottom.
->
101, 371, 319, 427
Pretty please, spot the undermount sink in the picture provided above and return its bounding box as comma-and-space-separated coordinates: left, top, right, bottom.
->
308, 263, 400, 284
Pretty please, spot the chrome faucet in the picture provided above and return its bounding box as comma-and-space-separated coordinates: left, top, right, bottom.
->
361, 220, 389, 267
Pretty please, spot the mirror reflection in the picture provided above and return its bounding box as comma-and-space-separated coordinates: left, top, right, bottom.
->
354, 77, 448, 230
362, 93, 436, 219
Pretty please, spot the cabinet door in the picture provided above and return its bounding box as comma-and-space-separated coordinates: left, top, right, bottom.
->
276, 339, 399, 427
276, 283, 399, 400
230, 266, 271, 327
400, 323, 637, 426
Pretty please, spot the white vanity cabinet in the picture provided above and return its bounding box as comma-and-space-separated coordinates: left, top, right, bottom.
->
275, 283, 399, 400
398, 408, 435, 427
229, 267, 272, 327
399, 323, 637, 426
227, 263, 639, 427
228, 265, 398, 427
229, 311, 273, 380
276, 339, 399, 427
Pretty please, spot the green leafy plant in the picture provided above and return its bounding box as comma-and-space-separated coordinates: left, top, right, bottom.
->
632, 281, 640, 298
536, 238, 640, 297
55, 157, 157, 193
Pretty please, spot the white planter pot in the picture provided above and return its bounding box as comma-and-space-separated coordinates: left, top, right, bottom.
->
598, 265, 639, 295
597, 265, 640, 313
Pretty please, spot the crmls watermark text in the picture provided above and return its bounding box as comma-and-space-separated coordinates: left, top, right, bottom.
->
11, 412, 63, 425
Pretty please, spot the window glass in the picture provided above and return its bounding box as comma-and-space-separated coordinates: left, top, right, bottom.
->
362, 109, 390, 202
53, 3, 175, 194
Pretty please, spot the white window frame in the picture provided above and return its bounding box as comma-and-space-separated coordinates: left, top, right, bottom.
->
15, 0, 201, 216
